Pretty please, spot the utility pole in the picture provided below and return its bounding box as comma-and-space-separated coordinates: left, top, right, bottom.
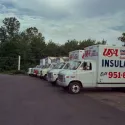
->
18, 55, 21, 71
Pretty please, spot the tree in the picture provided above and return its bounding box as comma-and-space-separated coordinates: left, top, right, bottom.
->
44, 40, 59, 57
63, 39, 79, 55
0, 26, 7, 42
0, 16, 109, 72
0, 17, 20, 42
3, 17, 20, 38
79, 39, 96, 49
118, 33, 125, 46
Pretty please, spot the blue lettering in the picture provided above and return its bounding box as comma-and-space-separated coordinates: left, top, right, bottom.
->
115, 60, 119, 67
102, 59, 125, 68
105, 60, 109, 67
102, 59, 104, 67
110, 60, 114, 67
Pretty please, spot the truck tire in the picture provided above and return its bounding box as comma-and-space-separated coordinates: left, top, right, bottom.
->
68, 82, 81, 94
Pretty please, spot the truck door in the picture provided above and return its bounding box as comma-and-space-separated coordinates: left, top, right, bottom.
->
79, 62, 96, 87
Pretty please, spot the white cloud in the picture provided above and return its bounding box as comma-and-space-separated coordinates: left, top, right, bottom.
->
0, 0, 125, 46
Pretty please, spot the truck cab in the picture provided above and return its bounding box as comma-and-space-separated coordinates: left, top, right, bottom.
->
47, 61, 73, 84
40, 63, 57, 80
57, 60, 96, 93
32, 65, 43, 76
37, 65, 45, 77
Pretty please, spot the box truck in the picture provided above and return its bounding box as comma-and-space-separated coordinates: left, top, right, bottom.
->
40, 57, 58, 80
47, 51, 84, 85
57, 45, 125, 94
31, 65, 43, 76
36, 59, 46, 77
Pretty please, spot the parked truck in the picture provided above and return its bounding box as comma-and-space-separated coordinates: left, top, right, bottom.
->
27, 67, 33, 76
37, 59, 46, 77
47, 61, 71, 84
47, 51, 84, 85
57, 45, 125, 94
31, 65, 43, 76
40, 57, 58, 80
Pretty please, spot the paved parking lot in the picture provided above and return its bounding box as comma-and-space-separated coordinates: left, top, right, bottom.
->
0, 74, 125, 125
85, 90, 125, 112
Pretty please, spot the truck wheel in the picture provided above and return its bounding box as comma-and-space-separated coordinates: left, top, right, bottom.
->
68, 82, 81, 94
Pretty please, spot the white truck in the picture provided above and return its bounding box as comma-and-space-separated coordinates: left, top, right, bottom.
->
27, 68, 33, 76
40, 63, 57, 80
40, 57, 58, 80
47, 51, 84, 85
47, 61, 72, 84
31, 65, 43, 76
37, 59, 46, 77
57, 45, 125, 94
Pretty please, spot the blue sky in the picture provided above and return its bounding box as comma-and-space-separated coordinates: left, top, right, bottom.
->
0, 0, 125, 45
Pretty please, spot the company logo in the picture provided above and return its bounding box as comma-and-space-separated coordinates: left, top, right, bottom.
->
85, 50, 91, 57
82, 54, 84, 58
85, 50, 98, 57
102, 59, 125, 68
103, 48, 118, 57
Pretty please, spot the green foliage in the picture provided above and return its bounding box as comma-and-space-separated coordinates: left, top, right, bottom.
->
118, 33, 125, 46
12, 70, 26, 75
0, 17, 107, 73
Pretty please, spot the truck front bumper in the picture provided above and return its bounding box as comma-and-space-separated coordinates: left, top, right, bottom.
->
48, 76, 57, 82
37, 73, 41, 77
33, 73, 38, 76
57, 80, 68, 87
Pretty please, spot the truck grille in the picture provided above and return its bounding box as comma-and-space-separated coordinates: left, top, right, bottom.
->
48, 72, 53, 78
58, 74, 64, 82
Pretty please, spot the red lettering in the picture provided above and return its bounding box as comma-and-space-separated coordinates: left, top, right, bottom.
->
108, 72, 125, 78
85, 50, 91, 57
103, 48, 118, 57
82, 54, 84, 58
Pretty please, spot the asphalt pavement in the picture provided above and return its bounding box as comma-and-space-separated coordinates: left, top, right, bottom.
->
0, 74, 125, 125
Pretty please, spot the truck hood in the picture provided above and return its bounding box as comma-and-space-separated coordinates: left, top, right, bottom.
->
59, 69, 76, 76
49, 69, 64, 74
33, 68, 40, 70
42, 68, 49, 72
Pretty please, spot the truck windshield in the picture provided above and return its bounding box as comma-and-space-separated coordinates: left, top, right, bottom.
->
63, 62, 70, 69
69, 61, 81, 70
53, 63, 65, 69
45, 64, 51, 68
